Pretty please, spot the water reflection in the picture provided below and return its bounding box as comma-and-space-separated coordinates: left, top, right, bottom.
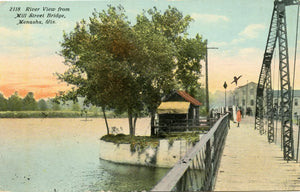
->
0, 118, 168, 192
93, 160, 169, 192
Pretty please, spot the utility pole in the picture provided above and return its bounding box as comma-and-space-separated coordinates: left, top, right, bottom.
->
246, 80, 248, 116
296, 114, 300, 162
205, 40, 218, 116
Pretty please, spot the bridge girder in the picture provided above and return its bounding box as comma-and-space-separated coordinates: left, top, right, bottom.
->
255, 1, 295, 161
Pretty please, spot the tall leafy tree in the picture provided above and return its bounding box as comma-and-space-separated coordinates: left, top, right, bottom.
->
139, 6, 206, 134
52, 102, 61, 111
146, 6, 206, 96
57, 5, 206, 136
38, 99, 48, 111
0, 93, 7, 111
147, 6, 192, 41
22, 92, 38, 111
71, 102, 81, 111
7, 92, 22, 111
175, 35, 206, 96
57, 5, 177, 136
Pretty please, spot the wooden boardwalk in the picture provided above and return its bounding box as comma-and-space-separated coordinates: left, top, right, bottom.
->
214, 116, 300, 191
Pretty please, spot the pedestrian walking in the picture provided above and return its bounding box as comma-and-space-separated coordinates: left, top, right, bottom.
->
237, 109, 242, 127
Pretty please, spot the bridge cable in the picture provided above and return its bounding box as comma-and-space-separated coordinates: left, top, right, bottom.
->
292, 3, 300, 110
292, 2, 300, 162
273, 48, 279, 145
277, 50, 283, 151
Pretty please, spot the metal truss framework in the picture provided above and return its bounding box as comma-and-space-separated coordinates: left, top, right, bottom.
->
255, 0, 298, 161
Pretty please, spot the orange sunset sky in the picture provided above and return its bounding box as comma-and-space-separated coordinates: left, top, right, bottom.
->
1, 0, 300, 100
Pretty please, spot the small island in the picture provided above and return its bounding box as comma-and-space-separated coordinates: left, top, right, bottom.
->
99, 91, 211, 167
99, 132, 203, 168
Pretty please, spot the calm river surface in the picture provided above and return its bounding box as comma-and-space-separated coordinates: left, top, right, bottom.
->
0, 118, 169, 192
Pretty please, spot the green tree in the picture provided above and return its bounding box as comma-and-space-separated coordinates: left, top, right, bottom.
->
57, 6, 177, 136
7, 92, 22, 111
22, 92, 38, 111
71, 102, 81, 111
89, 106, 99, 116
38, 99, 48, 111
52, 101, 61, 111
0, 93, 8, 111
175, 35, 206, 96
147, 6, 192, 41
138, 6, 206, 134
57, 6, 206, 136
146, 7, 206, 96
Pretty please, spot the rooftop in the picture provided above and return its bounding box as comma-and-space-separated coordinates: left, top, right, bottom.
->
176, 91, 202, 106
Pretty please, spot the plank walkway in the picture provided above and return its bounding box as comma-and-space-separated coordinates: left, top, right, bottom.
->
214, 116, 300, 191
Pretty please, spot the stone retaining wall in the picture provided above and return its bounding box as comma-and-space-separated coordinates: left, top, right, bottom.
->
99, 139, 195, 168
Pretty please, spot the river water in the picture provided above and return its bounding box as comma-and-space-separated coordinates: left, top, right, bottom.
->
0, 118, 169, 192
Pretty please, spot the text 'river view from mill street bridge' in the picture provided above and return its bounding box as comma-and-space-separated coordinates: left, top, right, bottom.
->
1, 0, 300, 191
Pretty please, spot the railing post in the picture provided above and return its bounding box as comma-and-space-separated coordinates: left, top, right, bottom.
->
204, 139, 213, 191
227, 112, 230, 129
151, 113, 229, 192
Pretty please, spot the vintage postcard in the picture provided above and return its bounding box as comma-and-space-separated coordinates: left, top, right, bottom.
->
1, 0, 300, 191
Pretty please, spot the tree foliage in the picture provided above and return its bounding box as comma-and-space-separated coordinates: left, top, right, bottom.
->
71, 102, 81, 111
52, 102, 61, 111
145, 6, 206, 96
0, 93, 7, 111
38, 99, 48, 111
0, 92, 86, 112
57, 5, 206, 136
22, 92, 38, 111
175, 35, 206, 96
7, 92, 22, 111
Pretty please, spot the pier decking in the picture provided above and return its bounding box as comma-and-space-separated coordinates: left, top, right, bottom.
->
214, 117, 300, 191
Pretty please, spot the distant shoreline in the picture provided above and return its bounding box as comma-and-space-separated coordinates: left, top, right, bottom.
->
0, 111, 130, 119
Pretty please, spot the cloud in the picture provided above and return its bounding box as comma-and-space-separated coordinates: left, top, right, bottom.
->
0, 74, 69, 99
231, 37, 245, 45
27, 84, 56, 89
229, 24, 266, 46
238, 24, 266, 39
0, 27, 28, 47
0, 26, 46, 43
238, 47, 262, 57
191, 13, 229, 23
0, 82, 68, 99
0, 53, 68, 99
0, 25, 69, 99
209, 41, 228, 47
56, 20, 75, 31
0, 26, 63, 57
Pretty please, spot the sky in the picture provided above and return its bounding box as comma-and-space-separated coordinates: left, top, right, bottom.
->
0, 0, 300, 99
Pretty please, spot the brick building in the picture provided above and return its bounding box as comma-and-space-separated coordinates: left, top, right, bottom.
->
231, 82, 257, 116
231, 81, 300, 119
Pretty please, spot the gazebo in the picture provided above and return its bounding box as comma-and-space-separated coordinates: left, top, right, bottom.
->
155, 91, 202, 133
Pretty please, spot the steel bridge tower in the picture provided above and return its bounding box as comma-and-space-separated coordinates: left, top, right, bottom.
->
255, 0, 298, 161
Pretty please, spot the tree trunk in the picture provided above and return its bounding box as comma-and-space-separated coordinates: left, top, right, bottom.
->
150, 111, 155, 136
128, 110, 134, 136
133, 114, 138, 135
102, 107, 110, 135
128, 109, 137, 136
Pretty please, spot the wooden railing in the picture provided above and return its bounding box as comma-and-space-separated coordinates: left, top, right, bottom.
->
154, 117, 219, 134
151, 113, 230, 191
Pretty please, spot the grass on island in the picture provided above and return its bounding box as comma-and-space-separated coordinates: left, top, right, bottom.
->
101, 132, 202, 152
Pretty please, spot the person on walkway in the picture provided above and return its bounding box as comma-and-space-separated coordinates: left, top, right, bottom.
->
237, 109, 242, 127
